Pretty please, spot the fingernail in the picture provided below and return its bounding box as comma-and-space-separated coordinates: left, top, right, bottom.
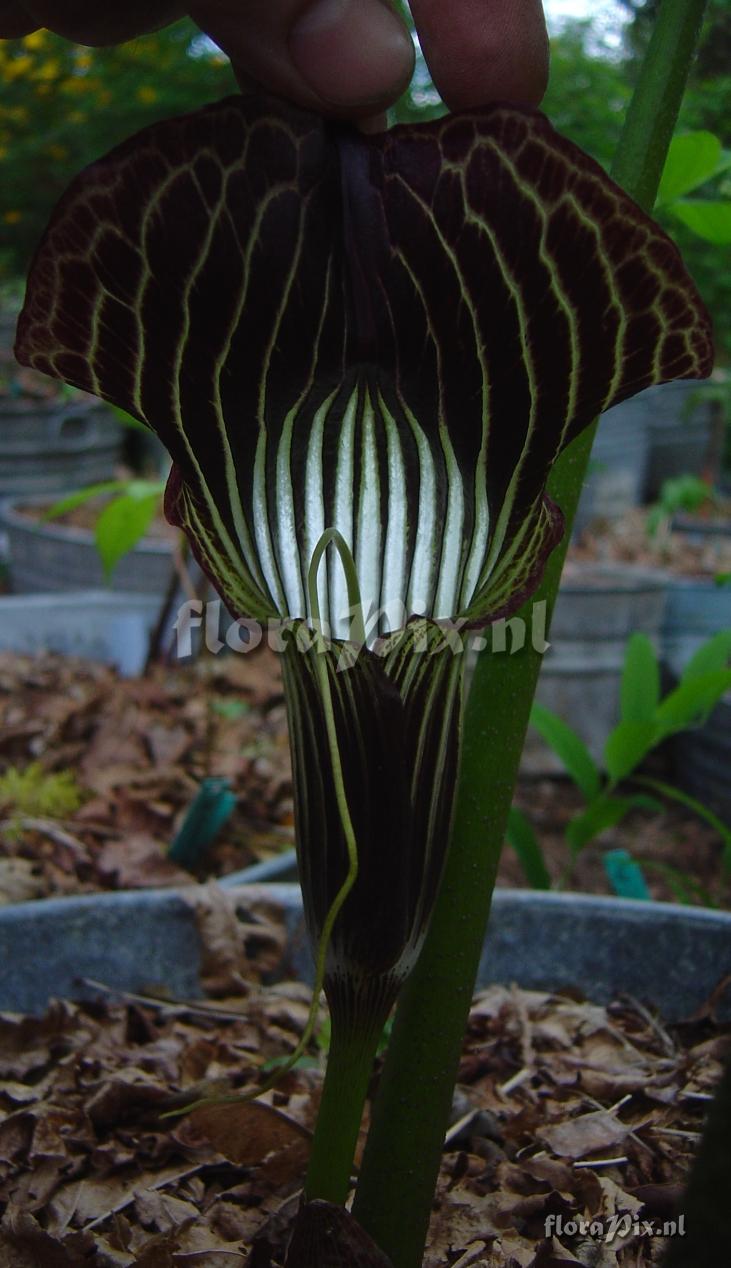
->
289, 0, 413, 108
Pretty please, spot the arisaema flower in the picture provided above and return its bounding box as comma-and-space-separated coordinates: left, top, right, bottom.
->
15, 96, 712, 1047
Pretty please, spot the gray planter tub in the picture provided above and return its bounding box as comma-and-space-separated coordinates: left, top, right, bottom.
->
662, 577, 731, 822
643, 379, 715, 501
522, 564, 668, 773
0, 496, 175, 594
0, 885, 729, 1022
0, 590, 167, 676
573, 393, 652, 536
0, 396, 123, 498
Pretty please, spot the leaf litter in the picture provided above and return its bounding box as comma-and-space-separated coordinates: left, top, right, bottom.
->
0, 646, 729, 1261
0, 648, 293, 903
0, 890, 728, 1266
0, 647, 726, 907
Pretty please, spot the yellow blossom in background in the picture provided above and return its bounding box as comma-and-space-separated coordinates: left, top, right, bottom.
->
75, 52, 92, 70
6, 56, 33, 79
4, 211, 22, 225
136, 85, 158, 105
35, 84, 51, 97
68, 110, 86, 124
0, 148, 7, 162
62, 76, 92, 96
22, 31, 46, 50
34, 59, 62, 81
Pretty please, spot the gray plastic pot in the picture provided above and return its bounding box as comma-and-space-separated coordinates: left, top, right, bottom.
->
663, 577, 731, 823
573, 393, 652, 536
0, 396, 123, 498
0, 884, 729, 1022
0, 496, 175, 595
0, 590, 166, 676
643, 379, 715, 501
523, 564, 668, 773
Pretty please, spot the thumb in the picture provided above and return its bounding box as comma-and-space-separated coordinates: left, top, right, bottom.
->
191, 0, 414, 117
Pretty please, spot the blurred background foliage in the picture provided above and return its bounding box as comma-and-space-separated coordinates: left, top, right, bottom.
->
0, 3, 728, 360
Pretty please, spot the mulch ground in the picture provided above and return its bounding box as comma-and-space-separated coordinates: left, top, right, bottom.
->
0, 884, 729, 1267
0, 647, 729, 909
0, 645, 729, 1264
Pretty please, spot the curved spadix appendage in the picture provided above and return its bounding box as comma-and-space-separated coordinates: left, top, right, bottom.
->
15, 96, 713, 638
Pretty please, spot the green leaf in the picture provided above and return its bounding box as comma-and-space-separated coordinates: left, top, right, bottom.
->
603, 849, 651, 900
506, 806, 551, 889
656, 131, 722, 205
681, 630, 731, 680
670, 199, 731, 245
94, 490, 159, 578
529, 702, 600, 801
654, 670, 731, 738
620, 632, 659, 723
604, 719, 658, 782
566, 794, 635, 854
43, 480, 127, 520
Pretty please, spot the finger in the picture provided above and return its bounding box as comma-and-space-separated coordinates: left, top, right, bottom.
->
8, 0, 186, 44
409, 0, 549, 111
190, 0, 414, 118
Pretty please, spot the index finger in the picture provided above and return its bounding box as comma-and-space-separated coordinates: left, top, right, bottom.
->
409, 0, 548, 111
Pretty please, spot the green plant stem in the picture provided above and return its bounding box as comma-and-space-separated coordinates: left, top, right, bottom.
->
304, 1022, 381, 1205
352, 3, 708, 1264
610, 0, 707, 210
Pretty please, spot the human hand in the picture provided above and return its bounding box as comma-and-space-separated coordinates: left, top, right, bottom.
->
0, 0, 548, 118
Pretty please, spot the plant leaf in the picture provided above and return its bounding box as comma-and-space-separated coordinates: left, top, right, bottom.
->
530, 702, 600, 800
620, 632, 659, 723
566, 794, 635, 853
43, 480, 128, 520
94, 489, 159, 578
670, 199, 731, 245
15, 96, 713, 630
681, 630, 731, 680
506, 806, 551, 889
604, 719, 658, 782
656, 131, 722, 205
653, 670, 731, 738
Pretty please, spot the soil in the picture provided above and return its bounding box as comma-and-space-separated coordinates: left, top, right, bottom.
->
0, 646, 729, 911
0, 640, 728, 1263
569, 508, 731, 581
0, 887, 728, 1267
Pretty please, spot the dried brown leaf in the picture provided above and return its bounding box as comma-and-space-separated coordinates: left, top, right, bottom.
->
284, 1200, 394, 1268
189, 1099, 311, 1170
538, 1109, 631, 1160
